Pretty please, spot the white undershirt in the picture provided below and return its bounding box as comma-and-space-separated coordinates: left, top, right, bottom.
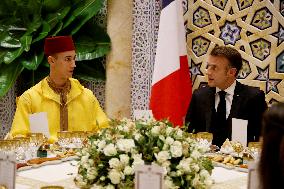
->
215, 81, 236, 119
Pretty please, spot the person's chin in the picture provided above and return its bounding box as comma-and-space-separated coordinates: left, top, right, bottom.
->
207, 81, 215, 87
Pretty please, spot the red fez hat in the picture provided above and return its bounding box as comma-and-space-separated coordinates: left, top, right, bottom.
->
44, 36, 75, 56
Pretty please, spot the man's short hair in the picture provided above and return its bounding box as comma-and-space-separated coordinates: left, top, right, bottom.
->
210, 46, 243, 75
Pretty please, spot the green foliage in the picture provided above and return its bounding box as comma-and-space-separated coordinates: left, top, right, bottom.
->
0, 0, 110, 98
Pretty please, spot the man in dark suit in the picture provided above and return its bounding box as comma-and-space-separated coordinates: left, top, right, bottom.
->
186, 46, 267, 147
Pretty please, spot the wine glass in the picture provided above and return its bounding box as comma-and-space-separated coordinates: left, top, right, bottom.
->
196, 132, 213, 143
27, 133, 46, 158
57, 131, 72, 150
71, 131, 85, 148
248, 141, 261, 160
0, 140, 9, 152
14, 137, 31, 161
232, 141, 244, 157
196, 132, 213, 152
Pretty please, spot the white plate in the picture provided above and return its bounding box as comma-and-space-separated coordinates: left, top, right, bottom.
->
41, 159, 62, 166
235, 166, 248, 173
61, 156, 77, 162
17, 165, 33, 171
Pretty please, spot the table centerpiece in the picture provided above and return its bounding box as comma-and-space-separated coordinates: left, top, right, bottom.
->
75, 118, 213, 189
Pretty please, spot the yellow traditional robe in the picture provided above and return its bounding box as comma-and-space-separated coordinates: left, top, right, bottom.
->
10, 77, 108, 142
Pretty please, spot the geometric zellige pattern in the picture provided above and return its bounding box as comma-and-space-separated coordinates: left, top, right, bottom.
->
131, 0, 161, 116
185, 0, 284, 104
0, 86, 16, 139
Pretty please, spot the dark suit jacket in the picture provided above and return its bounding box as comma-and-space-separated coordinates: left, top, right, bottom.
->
185, 81, 267, 145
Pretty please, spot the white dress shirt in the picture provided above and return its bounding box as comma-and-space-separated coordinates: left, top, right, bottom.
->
215, 81, 236, 119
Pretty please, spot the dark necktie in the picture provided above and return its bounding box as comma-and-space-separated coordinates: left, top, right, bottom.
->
212, 90, 227, 147
217, 90, 227, 124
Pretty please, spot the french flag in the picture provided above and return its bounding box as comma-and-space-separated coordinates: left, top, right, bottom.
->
149, 0, 192, 126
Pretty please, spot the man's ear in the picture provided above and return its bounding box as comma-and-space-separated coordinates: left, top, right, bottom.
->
229, 67, 237, 76
47, 56, 55, 65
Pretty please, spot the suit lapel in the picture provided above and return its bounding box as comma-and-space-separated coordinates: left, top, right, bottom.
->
205, 87, 216, 131
229, 81, 243, 118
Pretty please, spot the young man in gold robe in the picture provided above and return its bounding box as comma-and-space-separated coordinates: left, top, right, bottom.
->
10, 36, 108, 142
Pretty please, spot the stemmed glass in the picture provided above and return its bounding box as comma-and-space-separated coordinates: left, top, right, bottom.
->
71, 131, 85, 148
0, 140, 9, 152
57, 131, 72, 150
232, 141, 244, 157
27, 133, 46, 158
14, 137, 30, 161
196, 132, 213, 152
248, 141, 261, 160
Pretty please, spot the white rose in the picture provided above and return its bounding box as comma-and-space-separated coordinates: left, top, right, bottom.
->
177, 159, 191, 173
170, 141, 183, 157
81, 148, 89, 156
176, 170, 183, 176
162, 161, 171, 173
175, 129, 183, 138
159, 135, 165, 141
119, 154, 130, 165
90, 184, 103, 189
132, 154, 144, 167
81, 154, 90, 164
162, 144, 169, 151
165, 177, 175, 189
155, 151, 170, 163
169, 171, 177, 177
75, 175, 87, 188
192, 174, 201, 187
191, 150, 201, 159
100, 176, 106, 181
88, 159, 94, 165
191, 163, 200, 172
123, 125, 130, 132
109, 158, 121, 169
134, 133, 142, 141
104, 144, 117, 156
87, 167, 98, 180
166, 127, 173, 135
82, 163, 90, 169
108, 169, 121, 184
97, 140, 106, 151
92, 140, 99, 146
151, 126, 160, 135
117, 139, 135, 152
132, 153, 142, 160
200, 169, 210, 179
124, 165, 134, 175
105, 184, 115, 189
118, 125, 124, 131
132, 159, 144, 167
204, 178, 213, 186
165, 137, 174, 145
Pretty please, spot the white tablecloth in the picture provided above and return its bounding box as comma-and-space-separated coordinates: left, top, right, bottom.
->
211, 167, 247, 189
16, 161, 248, 189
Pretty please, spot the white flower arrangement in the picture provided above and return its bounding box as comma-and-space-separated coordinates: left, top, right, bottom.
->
75, 119, 213, 189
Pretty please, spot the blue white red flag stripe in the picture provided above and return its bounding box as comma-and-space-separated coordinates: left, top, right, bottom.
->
149, 0, 192, 126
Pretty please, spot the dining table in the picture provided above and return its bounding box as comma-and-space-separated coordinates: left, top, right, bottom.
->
15, 160, 248, 189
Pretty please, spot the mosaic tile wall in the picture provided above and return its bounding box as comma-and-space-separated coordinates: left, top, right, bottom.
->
185, 0, 284, 103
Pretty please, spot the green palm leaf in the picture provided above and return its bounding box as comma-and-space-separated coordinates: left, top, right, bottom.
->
75, 22, 110, 60
62, 0, 104, 35
0, 62, 24, 98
